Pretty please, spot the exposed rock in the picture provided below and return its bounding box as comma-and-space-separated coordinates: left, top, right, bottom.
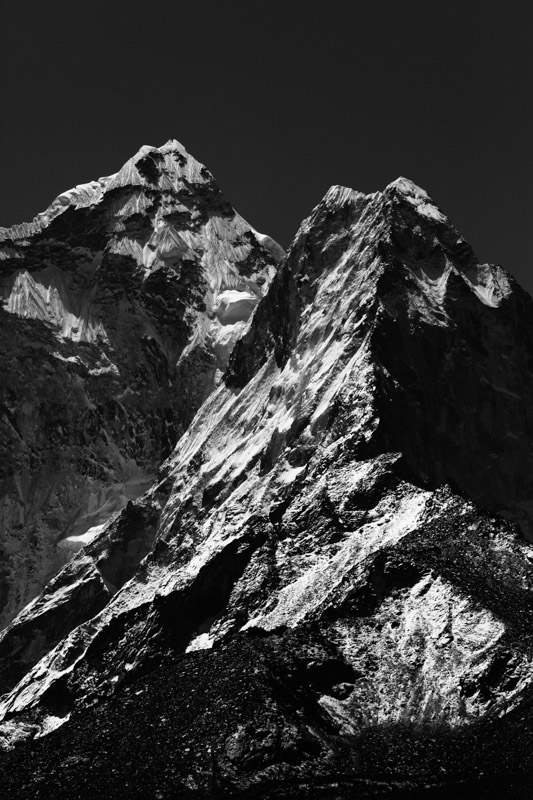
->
0, 139, 282, 627
2, 172, 533, 798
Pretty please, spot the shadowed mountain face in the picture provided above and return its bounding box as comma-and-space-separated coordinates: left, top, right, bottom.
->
2, 165, 533, 798
0, 140, 282, 627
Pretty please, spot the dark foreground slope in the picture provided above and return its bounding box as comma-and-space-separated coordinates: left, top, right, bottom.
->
2, 630, 533, 799
2, 177, 533, 798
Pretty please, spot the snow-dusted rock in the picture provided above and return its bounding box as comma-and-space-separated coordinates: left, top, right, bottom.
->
2, 172, 533, 796
0, 139, 282, 628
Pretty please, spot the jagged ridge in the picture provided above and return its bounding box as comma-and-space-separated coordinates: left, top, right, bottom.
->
2, 170, 533, 798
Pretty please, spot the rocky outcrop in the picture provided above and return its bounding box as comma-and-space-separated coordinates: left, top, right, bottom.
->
2, 174, 533, 798
0, 140, 282, 627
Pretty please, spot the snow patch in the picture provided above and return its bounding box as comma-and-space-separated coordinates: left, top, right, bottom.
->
57, 523, 108, 554
388, 177, 447, 223
463, 264, 513, 308
35, 713, 71, 738
248, 226, 286, 263
56, 471, 154, 554
215, 290, 257, 325
185, 633, 214, 653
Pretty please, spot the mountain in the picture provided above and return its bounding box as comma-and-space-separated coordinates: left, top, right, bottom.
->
0, 140, 282, 628
2, 165, 533, 798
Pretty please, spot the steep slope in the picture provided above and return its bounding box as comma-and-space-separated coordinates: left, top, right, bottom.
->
0, 139, 282, 627
2, 177, 533, 798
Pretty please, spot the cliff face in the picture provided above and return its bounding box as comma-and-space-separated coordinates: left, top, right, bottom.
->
2, 173, 533, 798
0, 140, 282, 627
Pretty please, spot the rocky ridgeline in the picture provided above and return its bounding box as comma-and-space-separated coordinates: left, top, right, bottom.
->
0, 140, 282, 627
2, 168, 533, 798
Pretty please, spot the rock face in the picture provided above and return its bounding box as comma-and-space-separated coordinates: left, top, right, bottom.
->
0, 140, 281, 627
2, 172, 533, 798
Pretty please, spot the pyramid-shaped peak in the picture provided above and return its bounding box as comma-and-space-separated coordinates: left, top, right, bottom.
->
159, 138, 188, 153
99, 137, 210, 194
387, 176, 431, 198
386, 176, 448, 223
127, 138, 190, 164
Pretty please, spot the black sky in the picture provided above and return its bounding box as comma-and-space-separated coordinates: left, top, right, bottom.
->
1, 0, 531, 290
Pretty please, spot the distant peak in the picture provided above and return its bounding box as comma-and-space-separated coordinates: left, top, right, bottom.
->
160, 138, 187, 153
386, 176, 430, 198
386, 176, 447, 223
129, 139, 188, 163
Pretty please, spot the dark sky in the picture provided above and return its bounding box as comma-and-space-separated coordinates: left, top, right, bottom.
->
2, 1, 532, 290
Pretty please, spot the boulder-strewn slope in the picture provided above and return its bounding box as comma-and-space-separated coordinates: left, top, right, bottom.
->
0, 140, 281, 627
2, 175, 533, 798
